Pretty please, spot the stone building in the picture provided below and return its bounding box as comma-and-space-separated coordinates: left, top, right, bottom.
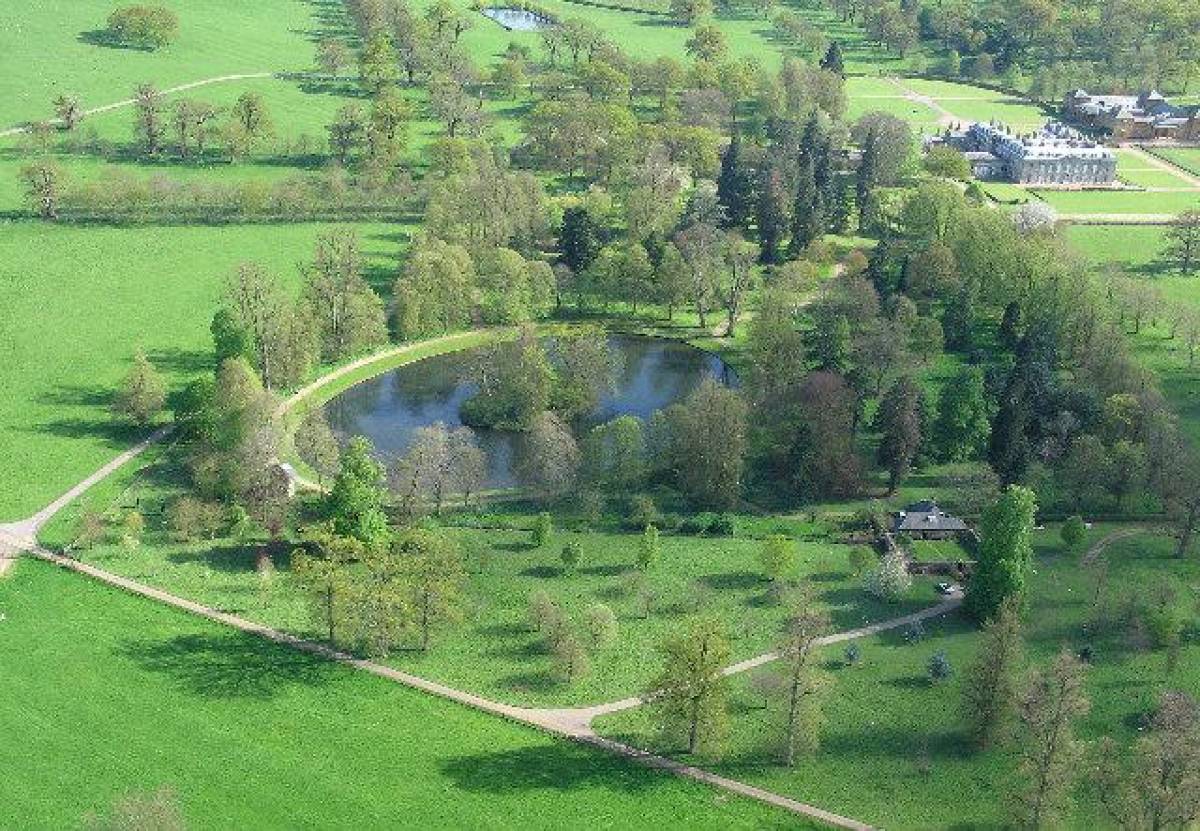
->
1063, 89, 1200, 141
933, 121, 1116, 184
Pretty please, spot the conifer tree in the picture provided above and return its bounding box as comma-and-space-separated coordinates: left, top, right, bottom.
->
716, 134, 754, 229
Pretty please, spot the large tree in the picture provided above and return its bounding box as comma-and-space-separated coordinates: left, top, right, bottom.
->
960, 597, 1024, 749
397, 528, 466, 651
657, 378, 747, 508
967, 486, 1037, 621
301, 230, 388, 362
1164, 209, 1200, 275
876, 375, 923, 494
650, 616, 731, 755
113, 349, 166, 427
326, 436, 389, 543
776, 590, 832, 766
933, 366, 991, 462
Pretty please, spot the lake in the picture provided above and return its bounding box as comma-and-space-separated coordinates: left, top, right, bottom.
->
322, 335, 734, 488
480, 7, 552, 30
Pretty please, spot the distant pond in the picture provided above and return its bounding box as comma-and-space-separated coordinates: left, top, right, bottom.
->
480, 7, 552, 30
322, 335, 735, 489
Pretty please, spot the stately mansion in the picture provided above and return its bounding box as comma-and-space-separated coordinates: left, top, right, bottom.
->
1063, 89, 1200, 141
933, 121, 1117, 185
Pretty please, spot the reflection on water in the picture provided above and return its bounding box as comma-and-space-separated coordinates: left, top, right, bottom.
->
322, 335, 734, 488
481, 7, 551, 30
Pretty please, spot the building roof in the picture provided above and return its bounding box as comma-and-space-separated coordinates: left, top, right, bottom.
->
893, 501, 969, 533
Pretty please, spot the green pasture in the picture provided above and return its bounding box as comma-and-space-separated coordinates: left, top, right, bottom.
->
0, 558, 798, 830
0, 221, 407, 522
1152, 147, 1200, 178
597, 528, 1200, 830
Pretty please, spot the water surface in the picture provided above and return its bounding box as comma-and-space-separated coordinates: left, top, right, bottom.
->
481, 7, 551, 30
322, 335, 733, 488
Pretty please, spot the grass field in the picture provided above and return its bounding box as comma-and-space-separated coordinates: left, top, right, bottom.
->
1033, 189, 1200, 215
54, 464, 934, 706
980, 181, 1030, 204
0, 0, 320, 128
0, 558, 801, 829
0, 221, 406, 522
597, 527, 1200, 830
1152, 147, 1200, 178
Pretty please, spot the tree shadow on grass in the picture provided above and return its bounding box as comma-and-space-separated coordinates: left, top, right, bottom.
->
519, 564, 562, 578
498, 669, 560, 695
581, 563, 627, 577
76, 30, 153, 51
440, 743, 670, 795
117, 631, 337, 699
145, 346, 212, 377
167, 543, 293, 574
697, 570, 760, 591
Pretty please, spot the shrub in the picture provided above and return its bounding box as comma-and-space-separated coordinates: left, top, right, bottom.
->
527, 589, 557, 633
848, 546, 872, 577
532, 511, 553, 548
865, 548, 912, 601
75, 510, 107, 549
552, 631, 590, 682
166, 495, 205, 542
560, 540, 582, 573
628, 494, 661, 529
637, 524, 660, 570
120, 510, 145, 548
758, 534, 796, 583
844, 643, 861, 666
710, 513, 737, 536
583, 603, 618, 649
905, 620, 926, 643
927, 650, 952, 683
1060, 515, 1086, 554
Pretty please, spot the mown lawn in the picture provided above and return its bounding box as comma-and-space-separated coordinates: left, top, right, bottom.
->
596, 528, 1200, 830
0, 558, 802, 830
1153, 147, 1200, 178
0, 221, 407, 521
1034, 188, 1200, 215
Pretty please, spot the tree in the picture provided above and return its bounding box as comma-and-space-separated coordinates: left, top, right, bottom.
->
461, 332, 553, 430
328, 104, 366, 164
294, 409, 341, 486
343, 536, 412, 657
170, 98, 219, 159
515, 412, 580, 499
852, 112, 914, 187
933, 366, 990, 462
820, 41, 845, 77
865, 547, 912, 601
923, 145, 971, 180
789, 160, 825, 256
758, 534, 797, 584
559, 206, 602, 275
133, 83, 165, 156
715, 134, 754, 228
718, 233, 758, 337
584, 603, 618, 649
398, 528, 466, 651
293, 528, 358, 643
756, 164, 789, 264
776, 590, 832, 766
113, 349, 166, 426
104, 5, 178, 49
301, 230, 388, 362
1095, 691, 1200, 831
961, 597, 1024, 749
582, 416, 646, 491
53, 94, 83, 131
876, 376, 923, 494
968, 486, 1037, 620
657, 378, 747, 508
21, 161, 62, 220
670, 0, 713, 24
638, 524, 660, 570
1013, 650, 1090, 829
650, 616, 731, 755
229, 92, 273, 158
1164, 210, 1200, 275
685, 24, 727, 63
326, 436, 389, 543
359, 31, 400, 93
316, 38, 349, 76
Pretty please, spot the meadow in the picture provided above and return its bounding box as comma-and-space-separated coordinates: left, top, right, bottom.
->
596, 528, 1200, 830
0, 558, 801, 829
0, 221, 406, 521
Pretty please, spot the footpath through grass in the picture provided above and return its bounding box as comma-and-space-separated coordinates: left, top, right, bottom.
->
597, 528, 1200, 830
0, 558, 804, 830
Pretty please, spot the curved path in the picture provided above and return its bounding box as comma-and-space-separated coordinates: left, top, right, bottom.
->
0, 73, 275, 137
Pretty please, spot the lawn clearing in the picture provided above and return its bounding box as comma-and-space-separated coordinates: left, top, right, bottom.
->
0, 557, 801, 830
980, 181, 1031, 204
596, 527, 1200, 830
1033, 188, 1200, 215
0, 221, 407, 522
1151, 147, 1200, 178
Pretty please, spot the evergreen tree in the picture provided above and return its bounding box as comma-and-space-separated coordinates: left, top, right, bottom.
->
855, 137, 878, 232
819, 41, 845, 77
756, 165, 789, 264
560, 206, 602, 275
988, 374, 1033, 485
876, 376, 923, 494
716, 134, 754, 229
789, 160, 824, 257
933, 366, 991, 462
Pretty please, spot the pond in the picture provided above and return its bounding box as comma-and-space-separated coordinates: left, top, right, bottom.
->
322, 335, 735, 489
480, 7, 552, 30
